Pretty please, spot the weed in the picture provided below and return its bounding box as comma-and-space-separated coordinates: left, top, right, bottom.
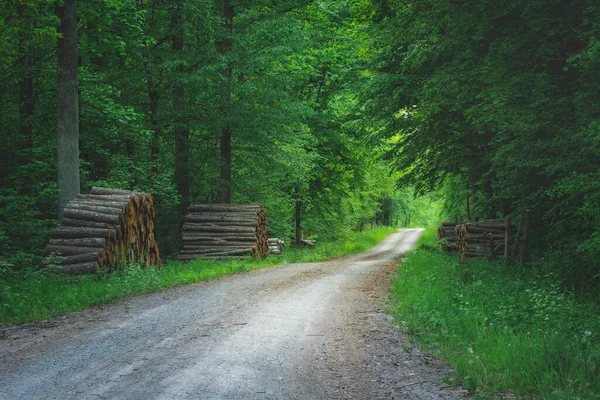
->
390, 226, 600, 398
0, 226, 397, 326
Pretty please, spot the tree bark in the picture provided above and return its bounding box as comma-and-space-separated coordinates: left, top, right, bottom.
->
49, 237, 106, 247
57, 0, 81, 220
62, 209, 120, 225
182, 224, 255, 233
182, 235, 256, 242
46, 245, 104, 256
51, 227, 116, 239
184, 214, 258, 224
172, 0, 190, 208
188, 204, 260, 212
218, 0, 234, 204
504, 215, 511, 265
18, 4, 34, 173
65, 203, 125, 214
520, 209, 531, 265
45, 262, 98, 275
465, 181, 471, 221
148, 79, 160, 176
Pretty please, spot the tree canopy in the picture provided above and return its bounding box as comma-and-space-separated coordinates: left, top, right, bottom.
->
1, 0, 598, 291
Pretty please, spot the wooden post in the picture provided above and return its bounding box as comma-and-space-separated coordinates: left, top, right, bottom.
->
504, 215, 511, 266
520, 209, 531, 265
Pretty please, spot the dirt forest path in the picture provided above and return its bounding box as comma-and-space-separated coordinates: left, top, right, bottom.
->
0, 229, 467, 399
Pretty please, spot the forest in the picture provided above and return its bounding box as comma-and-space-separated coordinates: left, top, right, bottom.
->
1, 0, 599, 397
1, 0, 599, 289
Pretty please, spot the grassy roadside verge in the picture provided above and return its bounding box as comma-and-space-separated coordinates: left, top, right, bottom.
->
0, 227, 396, 326
390, 227, 600, 399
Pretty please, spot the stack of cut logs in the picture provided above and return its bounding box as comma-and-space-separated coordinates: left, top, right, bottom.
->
437, 222, 459, 253
455, 219, 506, 260
45, 187, 161, 274
179, 204, 269, 260
268, 238, 284, 255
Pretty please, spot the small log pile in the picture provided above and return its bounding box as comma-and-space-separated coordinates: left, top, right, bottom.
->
268, 238, 284, 255
455, 219, 506, 260
437, 222, 459, 253
45, 187, 161, 274
179, 204, 269, 260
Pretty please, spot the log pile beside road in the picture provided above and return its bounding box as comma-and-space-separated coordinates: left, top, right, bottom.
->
268, 238, 284, 255
45, 187, 161, 274
179, 204, 269, 260
455, 219, 506, 260
437, 222, 459, 253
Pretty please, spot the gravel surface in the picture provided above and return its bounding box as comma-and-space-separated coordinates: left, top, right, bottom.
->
0, 229, 468, 399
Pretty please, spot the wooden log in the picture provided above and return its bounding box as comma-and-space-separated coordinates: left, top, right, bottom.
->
46, 245, 105, 256
49, 237, 106, 248
182, 235, 256, 242
65, 204, 124, 214
91, 187, 134, 196
300, 239, 316, 247
182, 224, 255, 233
70, 198, 131, 209
196, 248, 254, 257
177, 254, 249, 261
184, 214, 258, 223
62, 209, 120, 225
181, 245, 255, 251
465, 226, 505, 234
75, 194, 134, 202
188, 204, 261, 213
182, 241, 258, 247
45, 262, 99, 275
61, 218, 118, 230
59, 252, 101, 265
179, 246, 254, 255
468, 223, 506, 230
463, 236, 506, 242
184, 218, 257, 227
51, 227, 116, 239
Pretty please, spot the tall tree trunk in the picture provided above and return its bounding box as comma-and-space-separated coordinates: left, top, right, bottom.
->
172, 1, 190, 208
17, 4, 35, 197
466, 181, 471, 221
18, 4, 34, 162
57, 0, 80, 220
218, 0, 234, 204
148, 80, 160, 177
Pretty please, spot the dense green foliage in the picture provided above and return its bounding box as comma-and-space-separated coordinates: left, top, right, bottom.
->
1, 1, 599, 395
363, 0, 600, 291
0, 0, 407, 266
0, 226, 394, 325
391, 228, 600, 398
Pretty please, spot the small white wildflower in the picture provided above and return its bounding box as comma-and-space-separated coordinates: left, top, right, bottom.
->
585, 331, 592, 336
468, 347, 473, 354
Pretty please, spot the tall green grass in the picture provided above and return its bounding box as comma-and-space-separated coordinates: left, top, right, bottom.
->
390, 227, 600, 399
0, 226, 396, 325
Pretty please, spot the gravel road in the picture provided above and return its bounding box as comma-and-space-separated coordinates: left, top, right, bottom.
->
0, 229, 467, 399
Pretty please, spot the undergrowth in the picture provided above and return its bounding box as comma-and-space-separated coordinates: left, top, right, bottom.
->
0, 226, 396, 325
390, 227, 600, 399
